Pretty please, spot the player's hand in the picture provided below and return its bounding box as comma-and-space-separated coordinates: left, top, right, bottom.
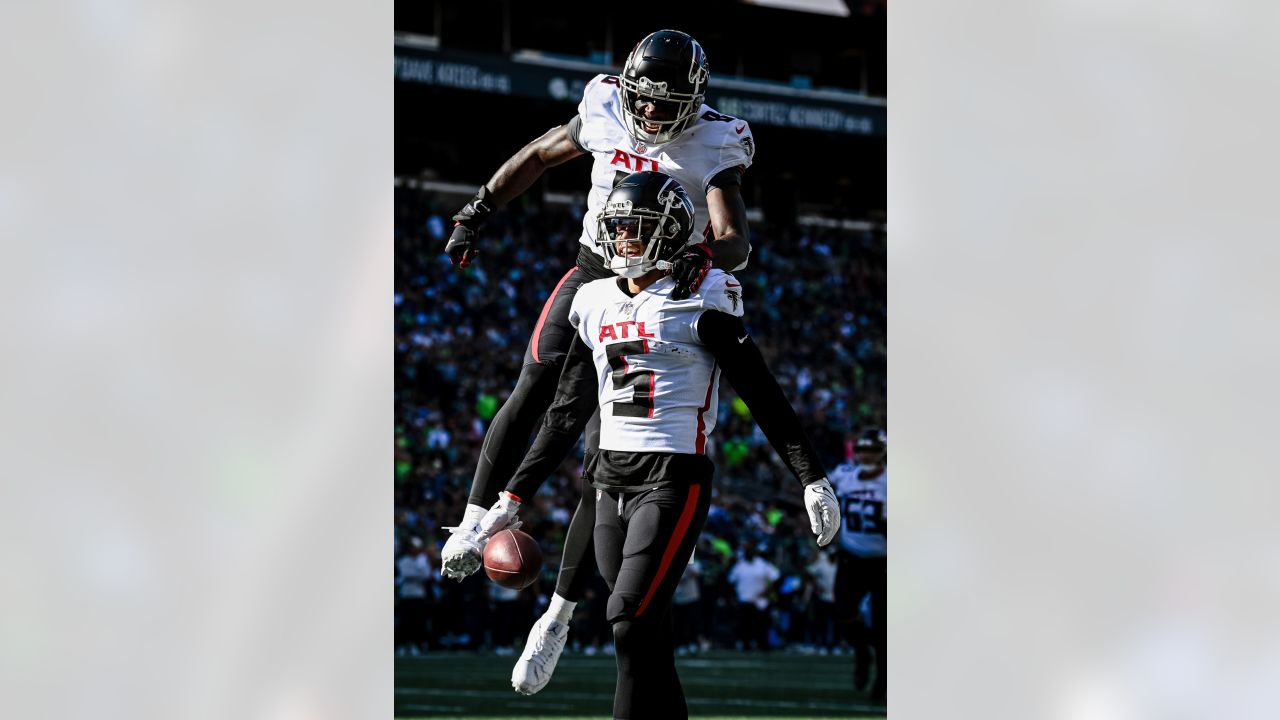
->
445, 223, 479, 267
804, 478, 841, 547
446, 186, 496, 268
668, 243, 714, 300
477, 491, 523, 541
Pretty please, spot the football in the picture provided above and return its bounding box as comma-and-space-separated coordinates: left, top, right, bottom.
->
483, 528, 542, 590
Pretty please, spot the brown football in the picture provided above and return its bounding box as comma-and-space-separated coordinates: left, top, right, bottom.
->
483, 528, 543, 590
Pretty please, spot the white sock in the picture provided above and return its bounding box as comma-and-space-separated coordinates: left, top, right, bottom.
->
547, 593, 576, 624
462, 503, 486, 527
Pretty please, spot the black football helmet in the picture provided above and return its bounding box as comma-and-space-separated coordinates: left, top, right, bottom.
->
620, 30, 709, 145
854, 428, 887, 467
597, 171, 695, 279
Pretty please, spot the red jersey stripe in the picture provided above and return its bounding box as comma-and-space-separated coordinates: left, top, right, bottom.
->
694, 365, 716, 454
643, 338, 654, 418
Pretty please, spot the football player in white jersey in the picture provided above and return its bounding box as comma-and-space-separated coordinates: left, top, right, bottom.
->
437, 29, 758, 690
832, 428, 887, 701
473, 172, 841, 717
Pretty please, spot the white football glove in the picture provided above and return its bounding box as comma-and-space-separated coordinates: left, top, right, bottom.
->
804, 478, 841, 547
477, 491, 523, 540
441, 503, 486, 581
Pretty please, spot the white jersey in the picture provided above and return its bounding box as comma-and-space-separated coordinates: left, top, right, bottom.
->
833, 462, 887, 558
568, 269, 745, 454
574, 73, 755, 266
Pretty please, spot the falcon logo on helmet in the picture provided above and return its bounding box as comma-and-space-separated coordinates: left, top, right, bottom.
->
596, 171, 695, 279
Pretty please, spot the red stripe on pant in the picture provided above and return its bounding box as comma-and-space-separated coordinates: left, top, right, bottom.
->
530, 267, 578, 363
635, 484, 702, 618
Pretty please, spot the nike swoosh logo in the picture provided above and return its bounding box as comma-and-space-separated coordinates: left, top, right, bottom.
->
735, 125, 746, 134
737, 335, 749, 344
725, 282, 741, 288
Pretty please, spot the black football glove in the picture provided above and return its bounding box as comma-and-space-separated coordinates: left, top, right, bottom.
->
669, 242, 715, 300
445, 186, 496, 268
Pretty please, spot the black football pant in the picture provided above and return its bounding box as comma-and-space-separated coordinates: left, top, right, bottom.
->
836, 554, 887, 699
595, 476, 712, 720
736, 602, 771, 652
466, 258, 609, 602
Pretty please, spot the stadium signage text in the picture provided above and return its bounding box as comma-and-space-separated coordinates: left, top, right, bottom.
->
395, 45, 884, 137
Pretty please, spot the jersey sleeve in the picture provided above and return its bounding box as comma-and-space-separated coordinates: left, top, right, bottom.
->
685, 271, 745, 344
696, 271, 746, 320
566, 114, 589, 154
701, 119, 755, 192
696, 309, 828, 487
568, 284, 585, 329
575, 74, 622, 154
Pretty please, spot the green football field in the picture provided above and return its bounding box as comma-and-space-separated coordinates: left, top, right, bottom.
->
395, 649, 885, 718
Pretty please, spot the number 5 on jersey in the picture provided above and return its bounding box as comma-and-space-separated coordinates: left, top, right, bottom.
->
605, 341, 654, 418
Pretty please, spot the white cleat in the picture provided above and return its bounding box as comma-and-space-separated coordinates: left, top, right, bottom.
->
440, 524, 483, 580
511, 616, 570, 695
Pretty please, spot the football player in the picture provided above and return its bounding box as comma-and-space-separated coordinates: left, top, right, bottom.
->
438, 29, 758, 690
475, 171, 841, 716
832, 428, 887, 702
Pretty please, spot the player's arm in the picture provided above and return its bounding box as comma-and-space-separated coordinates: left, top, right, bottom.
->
445, 123, 587, 267
705, 181, 751, 272
503, 334, 599, 502
697, 309, 841, 546
484, 122, 588, 206
669, 172, 750, 299
698, 309, 822, 485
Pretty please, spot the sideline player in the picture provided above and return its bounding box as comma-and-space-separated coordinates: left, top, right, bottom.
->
832, 428, 887, 701
438, 30, 758, 690
475, 171, 842, 716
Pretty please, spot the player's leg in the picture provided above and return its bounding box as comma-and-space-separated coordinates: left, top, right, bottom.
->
869, 556, 887, 702
469, 265, 584, 508
441, 266, 584, 579
607, 478, 711, 720
510, 406, 602, 692
465, 362, 560, 508
511, 486, 625, 694
835, 552, 860, 680
511, 480, 599, 694
554, 408, 600, 600
836, 553, 873, 691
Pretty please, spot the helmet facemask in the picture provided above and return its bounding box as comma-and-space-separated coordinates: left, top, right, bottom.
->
597, 196, 686, 279
620, 76, 704, 145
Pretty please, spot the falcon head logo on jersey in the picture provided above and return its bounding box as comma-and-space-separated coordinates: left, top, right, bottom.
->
725, 288, 741, 312
620, 30, 709, 145
597, 171, 695, 279
740, 136, 754, 159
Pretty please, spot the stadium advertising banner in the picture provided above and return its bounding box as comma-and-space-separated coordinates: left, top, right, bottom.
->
395, 44, 885, 137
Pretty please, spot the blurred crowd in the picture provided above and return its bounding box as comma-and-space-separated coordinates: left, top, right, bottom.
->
394, 187, 885, 658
